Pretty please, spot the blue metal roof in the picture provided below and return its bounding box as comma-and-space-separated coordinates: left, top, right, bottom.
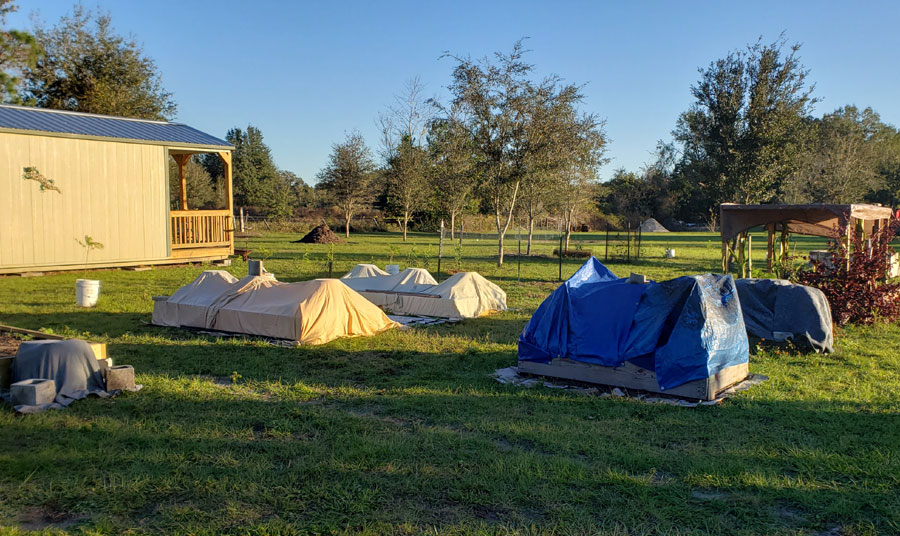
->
0, 105, 233, 149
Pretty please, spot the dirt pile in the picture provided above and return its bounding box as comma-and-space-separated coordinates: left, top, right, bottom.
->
294, 223, 344, 244
639, 218, 669, 232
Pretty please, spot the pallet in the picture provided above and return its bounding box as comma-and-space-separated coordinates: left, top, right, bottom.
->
518, 358, 749, 401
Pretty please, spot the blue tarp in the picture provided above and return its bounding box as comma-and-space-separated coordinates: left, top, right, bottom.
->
518, 258, 749, 390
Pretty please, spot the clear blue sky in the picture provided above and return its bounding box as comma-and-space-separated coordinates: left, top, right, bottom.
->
9, 1, 900, 184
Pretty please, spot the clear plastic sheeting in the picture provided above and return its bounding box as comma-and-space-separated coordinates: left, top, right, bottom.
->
518, 258, 750, 390
735, 278, 834, 353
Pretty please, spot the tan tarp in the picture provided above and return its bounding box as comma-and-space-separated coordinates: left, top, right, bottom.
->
341, 267, 438, 307
152, 270, 238, 327
211, 278, 397, 344
395, 272, 507, 319
341, 263, 389, 279
153, 273, 397, 345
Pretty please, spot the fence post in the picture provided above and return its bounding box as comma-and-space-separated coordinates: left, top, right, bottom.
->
558, 233, 563, 282
517, 224, 521, 282
626, 222, 631, 262
437, 219, 444, 282
605, 224, 609, 262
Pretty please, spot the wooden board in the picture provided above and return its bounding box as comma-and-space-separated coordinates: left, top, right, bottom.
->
0, 356, 13, 390
518, 358, 749, 401
0, 324, 106, 360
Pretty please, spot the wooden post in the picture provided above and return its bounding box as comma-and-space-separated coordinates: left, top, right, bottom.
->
517, 223, 521, 282
438, 219, 444, 283
558, 233, 563, 282
746, 232, 752, 278
766, 224, 775, 271
173, 154, 190, 210
721, 239, 728, 274
846, 223, 852, 271
218, 151, 234, 254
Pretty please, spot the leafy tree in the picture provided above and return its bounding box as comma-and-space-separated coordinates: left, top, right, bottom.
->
0, 0, 39, 103
446, 41, 531, 265
447, 40, 599, 265
427, 108, 476, 240
316, 132, 376, 237
599, 145, 679, 227
168, 156, 221, 210
782, 106, 887, 203
554, 115, 607, 250
385, 135, 428, 240
674, 35, 815, 218
227, 126, 292, 217
23, 5, 175, 119
520, 81, 605, 254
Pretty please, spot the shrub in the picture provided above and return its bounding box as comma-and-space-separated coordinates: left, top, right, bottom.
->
796, 218, 900, 326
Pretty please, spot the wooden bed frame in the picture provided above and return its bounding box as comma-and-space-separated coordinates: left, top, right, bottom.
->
518, 358, 749, 401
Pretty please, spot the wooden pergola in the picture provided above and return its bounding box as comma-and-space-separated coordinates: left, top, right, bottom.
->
719, 203, 894, 275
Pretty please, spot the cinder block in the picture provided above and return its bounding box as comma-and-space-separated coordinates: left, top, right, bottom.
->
11, 378, 56, 406
627, 273, 648, 284
106, 365, 135, 391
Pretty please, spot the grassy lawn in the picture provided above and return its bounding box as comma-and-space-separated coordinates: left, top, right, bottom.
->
1, 231, 899, 535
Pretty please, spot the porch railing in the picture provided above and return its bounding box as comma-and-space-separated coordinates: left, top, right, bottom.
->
170, 210, 233, 249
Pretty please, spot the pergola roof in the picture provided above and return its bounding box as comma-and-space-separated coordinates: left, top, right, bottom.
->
720, 203, 894, 241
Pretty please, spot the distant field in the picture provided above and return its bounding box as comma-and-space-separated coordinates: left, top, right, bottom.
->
1, 231, 898, 535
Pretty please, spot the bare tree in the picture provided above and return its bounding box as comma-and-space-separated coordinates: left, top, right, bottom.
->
380, 77, 432, 241
316, 132, 375, 237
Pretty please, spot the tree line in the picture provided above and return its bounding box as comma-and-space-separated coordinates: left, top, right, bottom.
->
3, 4, 899, 265
601, 36, 900, 229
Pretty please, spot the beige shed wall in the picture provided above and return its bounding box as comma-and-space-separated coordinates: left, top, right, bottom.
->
0, 132, 170, 270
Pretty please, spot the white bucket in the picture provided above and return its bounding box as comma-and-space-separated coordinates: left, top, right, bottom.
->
76, 279, 100, 307
385, 264, 400, 275
665, 249, 676, 259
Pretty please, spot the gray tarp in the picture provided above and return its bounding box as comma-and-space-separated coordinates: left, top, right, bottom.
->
8, 340, 112, 413
735, 279, 834, 353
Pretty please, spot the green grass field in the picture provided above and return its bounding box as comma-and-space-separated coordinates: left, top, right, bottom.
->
1, 231, 899, 535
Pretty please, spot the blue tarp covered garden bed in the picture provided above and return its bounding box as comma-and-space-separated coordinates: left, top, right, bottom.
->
518, 258, 749, 390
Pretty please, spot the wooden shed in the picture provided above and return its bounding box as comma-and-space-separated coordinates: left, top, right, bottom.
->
0, 105, 235, 274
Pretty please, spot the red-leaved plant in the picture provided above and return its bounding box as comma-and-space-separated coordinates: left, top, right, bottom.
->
797, 217, 900, 326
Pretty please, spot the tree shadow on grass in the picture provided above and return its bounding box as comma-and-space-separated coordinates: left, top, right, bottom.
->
1, 377, 898, 534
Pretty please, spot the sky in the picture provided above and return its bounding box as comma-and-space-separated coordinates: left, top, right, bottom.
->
8, 1, 900, 184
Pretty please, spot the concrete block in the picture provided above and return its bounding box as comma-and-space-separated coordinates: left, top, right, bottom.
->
11, 378, 56, 406
627, 273, 647, 284
107, 365, 135, 391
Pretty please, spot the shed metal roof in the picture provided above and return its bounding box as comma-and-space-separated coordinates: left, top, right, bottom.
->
0, 105, 233, 150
